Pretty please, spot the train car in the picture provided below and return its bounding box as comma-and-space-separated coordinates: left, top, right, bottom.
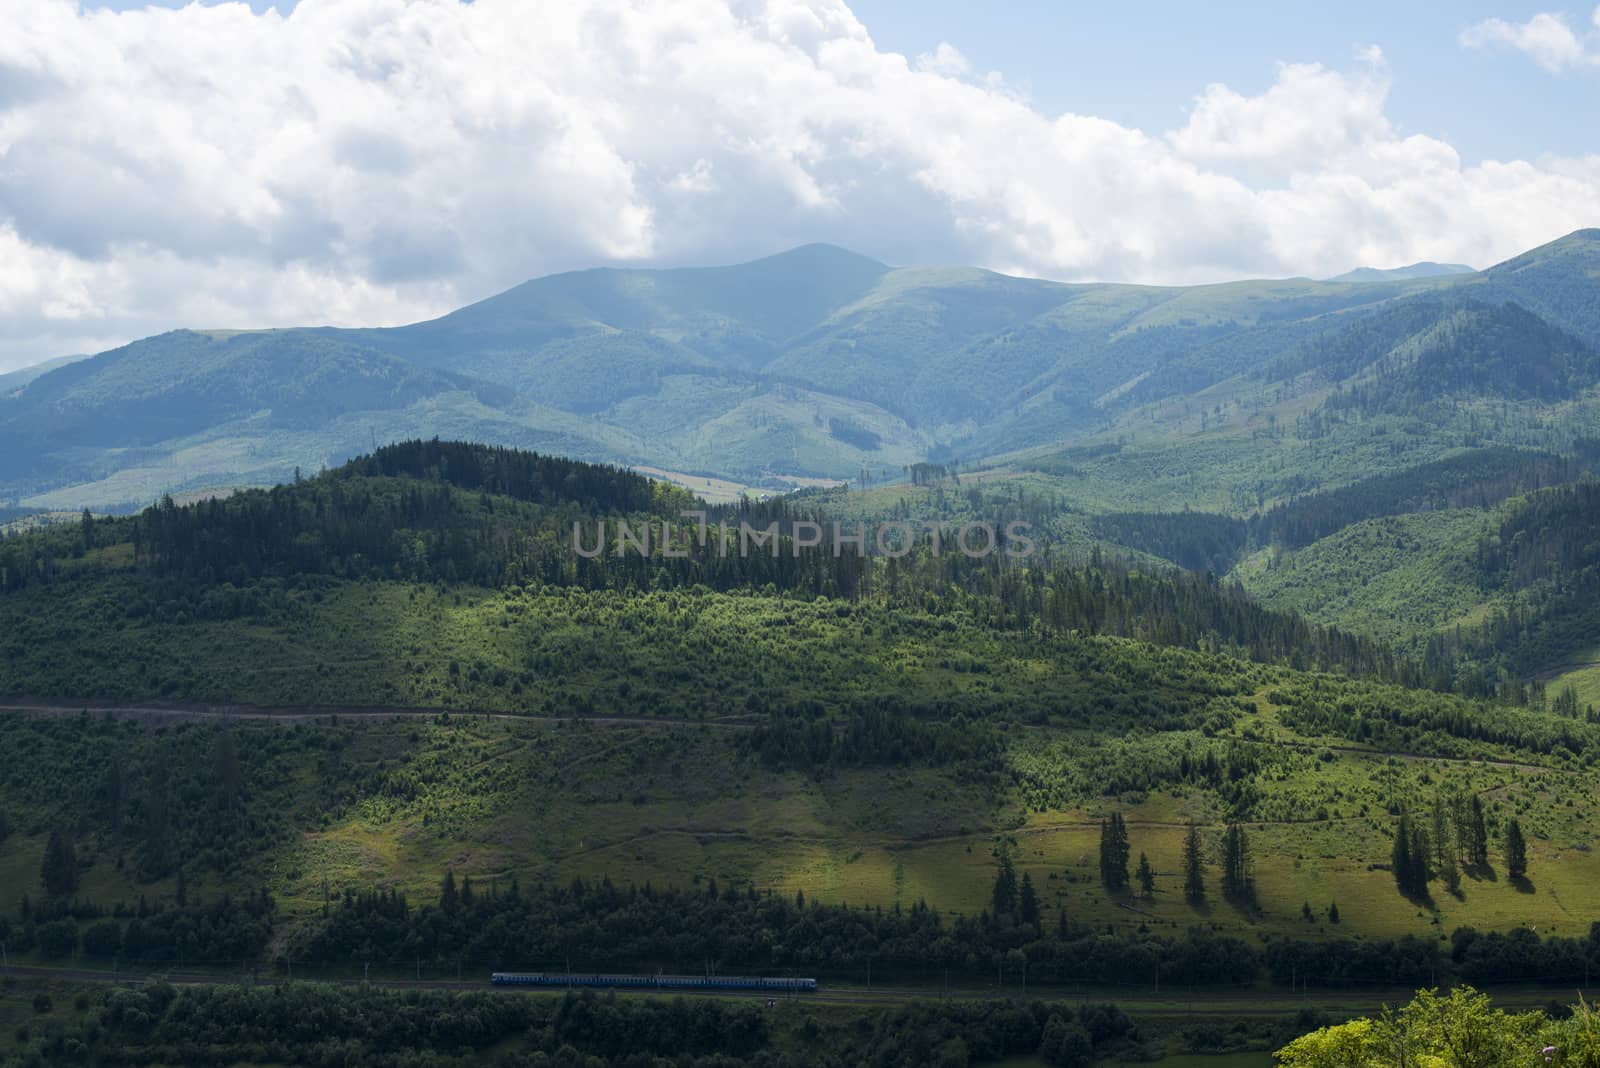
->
490, 972, 817, 992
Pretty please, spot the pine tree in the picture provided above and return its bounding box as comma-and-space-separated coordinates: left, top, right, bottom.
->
1505, 818, 1528, 880
1393, 812, 1433, 896
1451, 792, 1471, 865
1182, 823, 1205, 904
1392, 812, 1415, 895
1098, 814, 1130, 891
1409, 821, 1433, 890
992, 849, 1018, 916
40, 828, 78, 897
1468, 795, 1490, 867
441, 869, 459, 911
1328, 901, 1340, 924
1136, 852, 1155, 897
1018, 872, 1040, 927
1430, 794, 1452, 873
1220, 823, 1255, 904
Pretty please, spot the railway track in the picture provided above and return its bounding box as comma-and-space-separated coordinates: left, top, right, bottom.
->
2, 963, 1590, 1016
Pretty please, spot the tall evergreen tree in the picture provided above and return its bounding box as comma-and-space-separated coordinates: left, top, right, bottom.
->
1182, 823, 1205, 904
1136, 852, 1156, 897
1430, 794, 1452, 873
1393, 812, 1433, 896
1220, 823, 1255, 904
41, 828, 78, 897
992, 850, 1018, 917
1468, 796, 1490, 867
1018, 872, 1040, 927
1410, 821, 1433, 889
1098, 814, 1130, 891
1505, 819, 1528, 880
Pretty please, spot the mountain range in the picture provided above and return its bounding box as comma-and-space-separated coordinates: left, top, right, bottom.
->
2, 229, 1597, 512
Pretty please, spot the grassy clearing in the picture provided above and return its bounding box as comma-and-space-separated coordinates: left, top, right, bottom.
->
3, 707, 1593, 953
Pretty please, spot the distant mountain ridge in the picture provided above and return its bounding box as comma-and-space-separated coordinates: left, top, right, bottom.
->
2, 230, 1598, 511
1329, 262, 1476, 283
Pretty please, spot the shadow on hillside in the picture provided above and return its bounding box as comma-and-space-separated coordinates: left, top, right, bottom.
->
1399, 886, 1437, 910
1464, 862, 1498, 883
1510, 875, 1536, 894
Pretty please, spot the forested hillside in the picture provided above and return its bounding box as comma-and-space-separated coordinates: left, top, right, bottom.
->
2, 442, 1599, 1002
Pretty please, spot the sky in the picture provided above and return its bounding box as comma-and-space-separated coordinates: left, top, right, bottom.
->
0, 0, 1597, 372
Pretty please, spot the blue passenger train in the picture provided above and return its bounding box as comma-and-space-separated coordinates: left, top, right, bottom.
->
491, 972, 817, 992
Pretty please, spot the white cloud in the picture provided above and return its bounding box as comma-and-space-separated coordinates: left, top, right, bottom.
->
1460, 7, 1600, 72
915, 42, 970, 78
0, 0, 1597, 370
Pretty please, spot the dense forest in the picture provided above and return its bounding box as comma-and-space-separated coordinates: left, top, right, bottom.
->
4, 869, 1597, 996
0, 979, 1157, 1068
0, 441, 1425, 691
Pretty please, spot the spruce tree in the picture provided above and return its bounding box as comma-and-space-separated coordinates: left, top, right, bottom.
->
1018, 872, 1040, 926
1392, 813, 1416, 895
40, 828, 78, 898
1409, 821, 1433, 890
1505, 818, 1528, 880
1099, 814, 1130, 891
1430, 794, 1452, 874
1393, 812, 1433, 896
1136, 852, 1155, 897
1221, 823, 1255, 904
992, 849, 1018, 916
1182, 823, 1205, 904
1469, 795, 1490, 867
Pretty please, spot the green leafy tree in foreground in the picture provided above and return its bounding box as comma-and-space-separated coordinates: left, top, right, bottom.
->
1276, 986, 1599, 1068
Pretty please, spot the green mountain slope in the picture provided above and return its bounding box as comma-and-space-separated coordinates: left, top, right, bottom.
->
2, 443, 1598, 976
4, 230, 1597, 514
